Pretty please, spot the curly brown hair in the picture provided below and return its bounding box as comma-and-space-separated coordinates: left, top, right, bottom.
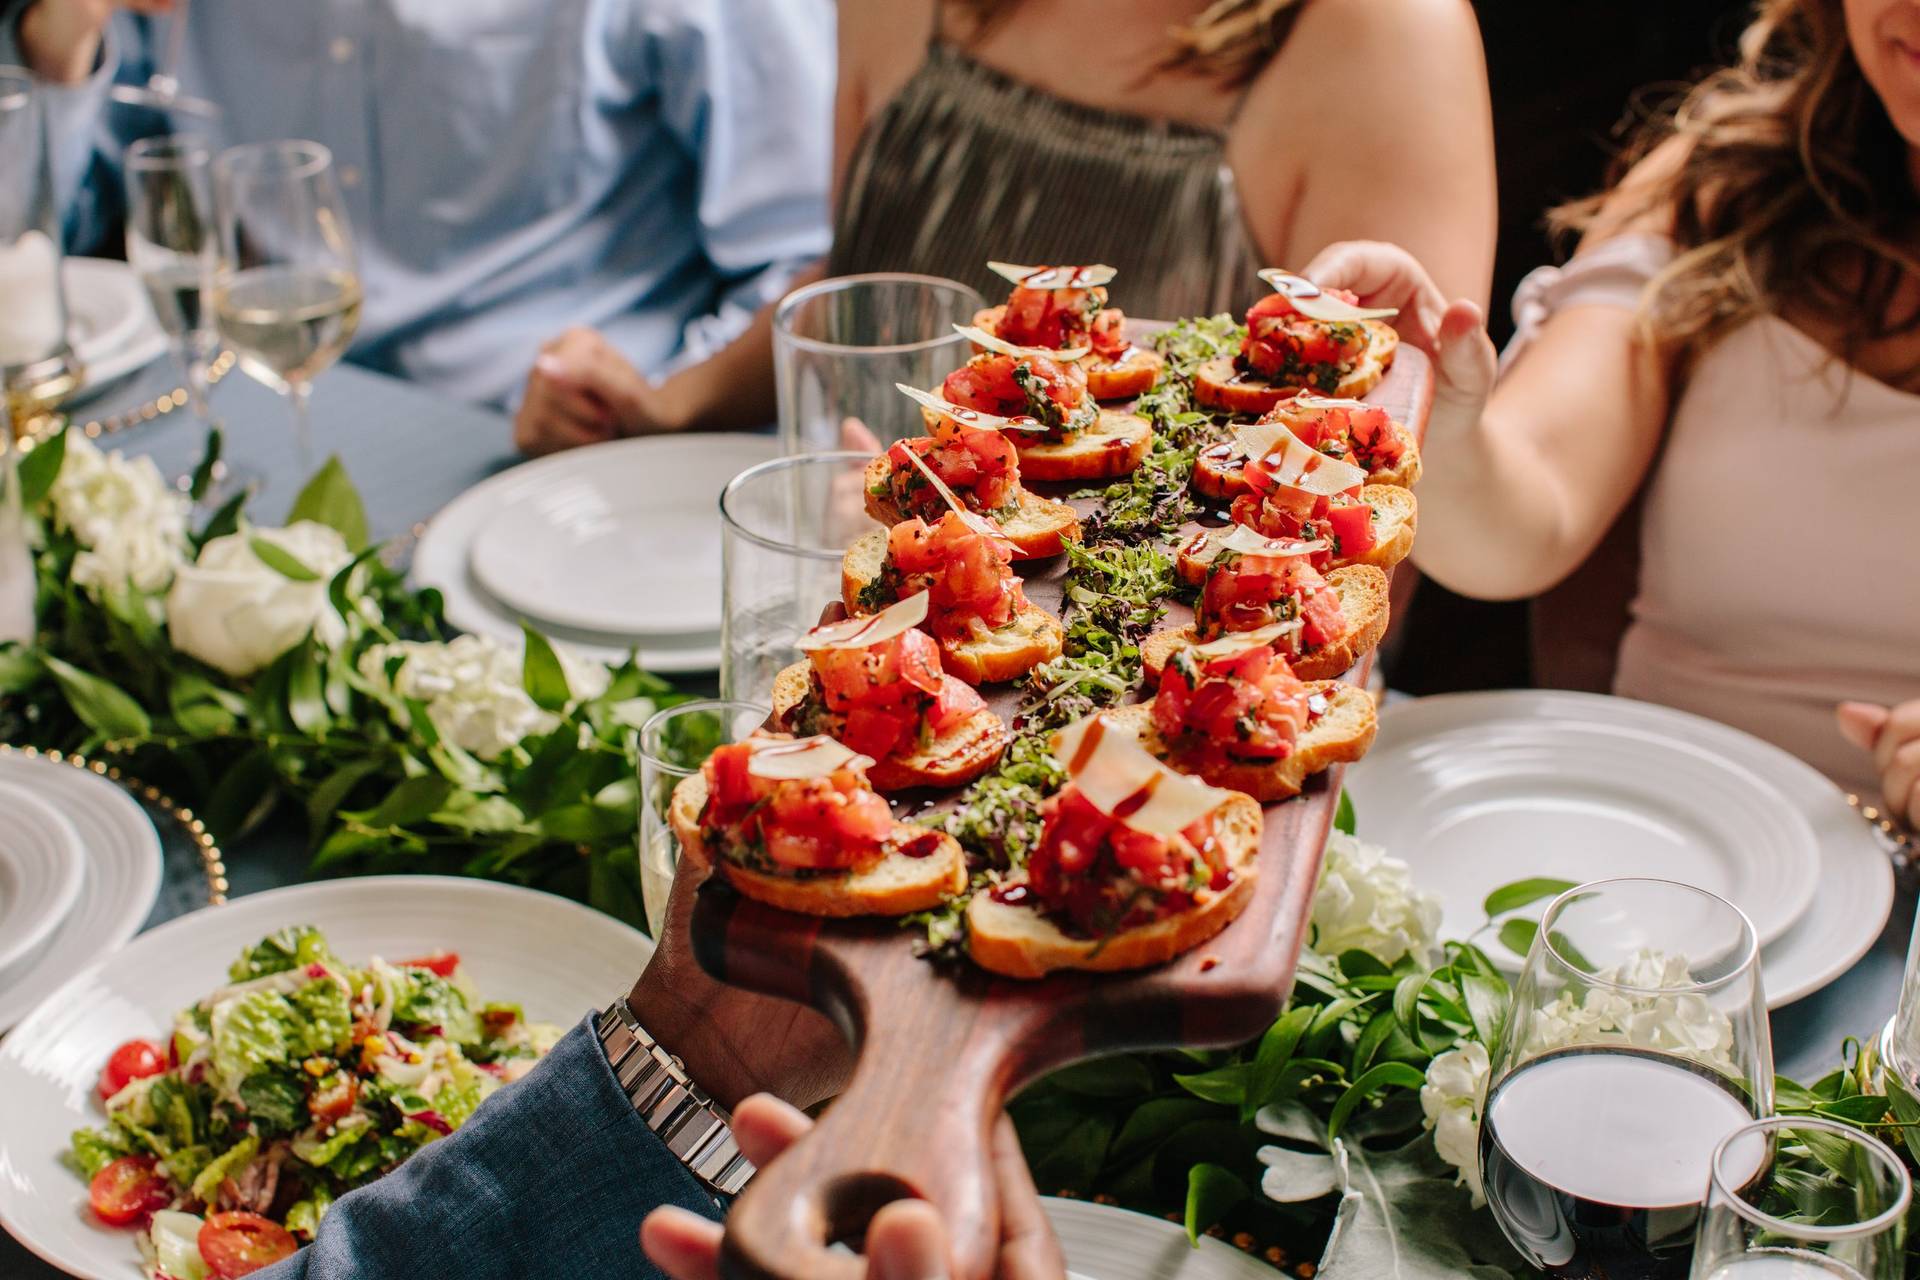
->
945, 0, 1305, 87
1554, 0, 1920, 372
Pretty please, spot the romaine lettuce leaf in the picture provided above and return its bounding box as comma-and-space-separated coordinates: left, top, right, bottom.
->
290, 979, 352, 1057
189, 1133, 257, 1205
65, 1128, 128, 1179
227, 926, 335, 982
292, 1114, 370, 1168
210, 989, 297, 1086
285, 1184, 334, 1240
391, 971, 479, 1044
238, 1072, 307, 1132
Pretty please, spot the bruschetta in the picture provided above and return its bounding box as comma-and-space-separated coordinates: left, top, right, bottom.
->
1194, 270, 1399, 413
970, 261, 1165, 400
842, 508, 1065, 685
669, 733, 967, 917
769, 592, 1010, 792
866, 385, 1082, 559
1191, 394, 1422, 497
966, 713, 1262, 978
1141, 554, 1390, 683
1099, 628, 1377, 802
937, 327, 1151, 482
1177, 487, 1415, 579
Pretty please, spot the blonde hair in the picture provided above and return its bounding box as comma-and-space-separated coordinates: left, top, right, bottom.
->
947, 0, 1305, 87
1554, 0, 1920, 372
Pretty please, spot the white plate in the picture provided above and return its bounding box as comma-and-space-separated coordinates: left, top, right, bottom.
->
468, 435, 780, 638
0, 758, 161, 1032
0, 875, 653, 1280
1043, 1198, 1278, 1280
0, 782, 86, 977
63, 258, 169, 405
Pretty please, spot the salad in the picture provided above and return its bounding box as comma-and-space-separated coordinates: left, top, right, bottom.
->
66, 926, 560, 1279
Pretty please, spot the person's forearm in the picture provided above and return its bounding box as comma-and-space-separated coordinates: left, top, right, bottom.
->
17, 1, 108, 83
655, 262, 823, 434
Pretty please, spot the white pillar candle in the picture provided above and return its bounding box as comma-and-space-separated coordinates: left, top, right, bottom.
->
0, 231, 64, 367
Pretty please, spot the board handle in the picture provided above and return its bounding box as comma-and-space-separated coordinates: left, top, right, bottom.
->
718, 1015, 1008, 1279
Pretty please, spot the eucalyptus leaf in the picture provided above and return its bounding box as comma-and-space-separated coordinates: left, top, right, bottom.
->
1257, 1143, 1339, 1203
1481, 877, 1577, 919
287, 456, 369, 550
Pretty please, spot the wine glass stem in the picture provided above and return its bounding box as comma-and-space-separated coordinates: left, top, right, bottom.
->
288, 380, 315, 477
176, 337, 212, 423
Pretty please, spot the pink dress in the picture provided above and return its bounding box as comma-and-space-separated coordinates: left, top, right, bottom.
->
1508, 235, 1920, 795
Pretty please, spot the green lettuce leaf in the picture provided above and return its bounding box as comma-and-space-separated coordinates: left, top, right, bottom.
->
392, 970, 479, 1044
65, 1128, 128, 1179
189, 1133, 258, 1206
238, 1072, 307, 1132
285, 1184, 335, 1240
228, 926, 335, 982
291, 979, 353, 1057
211, 990, 297, 1085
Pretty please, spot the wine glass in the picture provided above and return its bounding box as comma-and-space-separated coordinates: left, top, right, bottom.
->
1480, 878, 1774, 1279
125, 135, 217, 422
108, 0, 219, 121
636, 700, 768, 937
211, 140, 362, 475
1687, 1116, 1909, 1280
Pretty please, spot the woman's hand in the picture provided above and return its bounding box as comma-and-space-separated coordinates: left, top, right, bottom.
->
639, 1096, 1063, 1280
513, 327, 685, 457
1838, 701, 1920, 825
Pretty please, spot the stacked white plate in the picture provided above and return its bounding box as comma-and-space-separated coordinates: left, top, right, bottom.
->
414, 434, 781, 674
0, 756, 163, 1031
1344, 690, 1895, 1009
63, 257, 171, 406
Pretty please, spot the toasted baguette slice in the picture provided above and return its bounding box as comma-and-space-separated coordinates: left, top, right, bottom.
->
1192, 322, 1400, 413
1084, 348, 1165, 400
861, 453, 1081, 560
1174, 486, 1417, 583
1142, 564, 1391, 683
965, 790, 1263, 978
669, 772, 967, 916
1096, 687, 1377, 803
769, 661, 1011, 790
841, 530, 1066, 684
1012, 410, 1152, 482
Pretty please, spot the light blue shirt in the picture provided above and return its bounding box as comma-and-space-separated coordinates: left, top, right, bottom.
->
8, 0, 834, 406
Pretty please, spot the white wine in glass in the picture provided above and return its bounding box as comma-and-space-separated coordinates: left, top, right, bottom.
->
212, 140, 361, 474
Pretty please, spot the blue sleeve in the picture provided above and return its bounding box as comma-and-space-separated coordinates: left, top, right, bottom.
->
637, 0, 834, 367
260, 1014, 722, 1280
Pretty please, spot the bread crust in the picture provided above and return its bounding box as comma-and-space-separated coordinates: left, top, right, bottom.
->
1096, 687, 1377, 803
769, 661, 1010, 791
841, 530, 1066, 684
1191, 321, 1399, 413
1010, 410, 1152, 482
669, 772, 968, 917
965, 791, 1263, 979
861, 453, 1081, 560
1142, 564, 1391, 683
1174, 485, 1417, 583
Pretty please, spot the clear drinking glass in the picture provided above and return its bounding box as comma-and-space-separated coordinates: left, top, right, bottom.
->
774, 273, 983, 453
1480, 878, 1774, 1279
0, 68, 80, 439
719, 451, 882, 707
637, 699, 768, 937
109, 0, 219, 120
1689, 1117, 1910, 1280
125, 135, 218, 425
212, 140, 362, 474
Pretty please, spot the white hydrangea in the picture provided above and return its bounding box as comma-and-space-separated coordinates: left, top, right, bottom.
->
1420, 1041, 1490, 1206
1311, 829, 1441, 968
47, 434, 189, 595
359, 633, 609, 761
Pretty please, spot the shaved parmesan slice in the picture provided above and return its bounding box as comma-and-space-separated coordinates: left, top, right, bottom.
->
1052, 715, 1234, 839
1257, 269, 1398, 322
1285, 392, 1371, 414
800, 592, 930, 651
746, 736, 875, 780
903, 447, 1019, 554
1188, 620, 1303, 659
954, 323, 1090, 363
1182, 525, 1330, 565
987, 261, 1117, 290
895, 382, 1042, 434
1233, 421, 1368, 495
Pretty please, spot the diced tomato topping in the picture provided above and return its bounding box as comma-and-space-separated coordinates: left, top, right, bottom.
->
199, 1212, 298, 1278
699, 740, 896, 871
1087, 307, 1129, 360
1153, 645, 1311, 762
1025, 789, 1227, 936
942, 352, 1087, 419
1196, 553, 1347, 650
882, 513, 1024, 641
1259, 400, 1403, 469
1325, 502, 1375, 559
1241, 292, 1370, 382
88, 1156, 173, 1227
887, 427, 1019, 518
97, 1039, 167, 1103
998, 284, 1110, 352
398, 952, 459, 978
308, 1075, 358, 1123
1232, 461, 1372, 565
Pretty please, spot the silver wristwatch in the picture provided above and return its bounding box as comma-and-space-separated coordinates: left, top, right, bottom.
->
595, 996, 755, 1196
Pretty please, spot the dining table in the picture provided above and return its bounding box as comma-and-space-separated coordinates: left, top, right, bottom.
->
3, 353, 1912, 1278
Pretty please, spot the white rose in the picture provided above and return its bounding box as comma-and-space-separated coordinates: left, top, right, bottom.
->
1311, 830, 1442, 967
359, 633, 609, 760
166, 521, 354, 678
1420, 1041, 1490, 1206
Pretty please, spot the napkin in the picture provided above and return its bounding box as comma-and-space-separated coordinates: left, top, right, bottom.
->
0, 452, 37, 644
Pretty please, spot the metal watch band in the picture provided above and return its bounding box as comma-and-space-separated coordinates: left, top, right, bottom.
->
595, 996, 755, 1196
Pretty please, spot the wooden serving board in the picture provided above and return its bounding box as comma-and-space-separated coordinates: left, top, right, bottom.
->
696, 347, 1433, 1279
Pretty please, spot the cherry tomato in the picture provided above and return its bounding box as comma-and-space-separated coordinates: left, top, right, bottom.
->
88, 1156, 173, 1227
398, 953, 459, 978
97, 1039, 168, 1103
199, 1211, 298, 1278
